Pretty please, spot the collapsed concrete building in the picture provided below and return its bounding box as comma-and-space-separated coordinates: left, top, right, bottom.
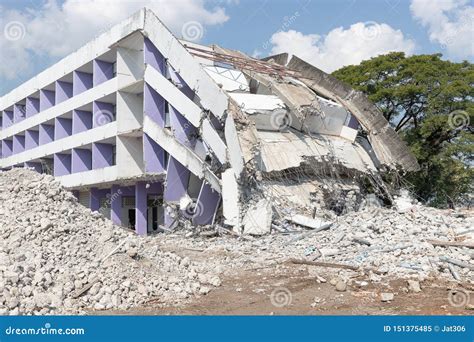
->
0, 8, 418, 235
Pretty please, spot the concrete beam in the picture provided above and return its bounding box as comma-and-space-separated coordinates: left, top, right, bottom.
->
0, 122, 116, 168
143, 10, 228, 118
143, 115, 221, 193
0, 78, 117, 140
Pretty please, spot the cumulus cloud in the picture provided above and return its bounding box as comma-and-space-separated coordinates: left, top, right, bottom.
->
268, 22, 416, 73
410, 0, 473, 59
0, 0, 229, 81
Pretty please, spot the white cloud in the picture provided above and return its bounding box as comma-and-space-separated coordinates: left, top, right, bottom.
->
0, 0, 229, 80
410, 0, 473, 59
268, 22, 416, 73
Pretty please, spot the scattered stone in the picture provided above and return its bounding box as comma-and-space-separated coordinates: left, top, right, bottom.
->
407, 280, 421, 293
335, 280, 347, 292
381, 293, 394, 302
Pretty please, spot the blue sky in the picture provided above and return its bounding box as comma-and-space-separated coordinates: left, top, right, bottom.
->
1, 0, 472, 96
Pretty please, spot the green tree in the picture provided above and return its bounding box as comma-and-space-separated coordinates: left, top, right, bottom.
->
332, 52, 473, 208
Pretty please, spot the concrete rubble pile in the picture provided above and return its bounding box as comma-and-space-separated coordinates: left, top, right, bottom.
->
163, 198, 473, 285
0, 169, 221, 315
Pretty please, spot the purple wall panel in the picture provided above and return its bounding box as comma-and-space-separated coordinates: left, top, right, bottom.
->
168, 65, 194, 100
13, 104, 26, 123
73, 71, 93, 96
25, 130, 39, 150
135, 181, 147, 236
169, 106, 197, 148
192, 182, 221, 225
90, 188, 109, 213
92, 142, 114, 169
163, 157, 190, 202
26, 97, 40, 118
93, 60, 114, 86
3, 111, 14, 129
53, 153, 72, 177
54, 117, 72, 140
12, 135, 25, 154
110, 184, 122, 225
2, 140, 13, 158
89, 188, 100, 212
144, 83, 166, 127
39, 124, 54, 145
144, 38, 165, 74
39, 90, 55, 112
93, 101, 114, 128
143, 133, 165, 173
72, 148, 92, 173
72, 110, 93, 134
55, 81, 73, 104
347, 114, 359, 130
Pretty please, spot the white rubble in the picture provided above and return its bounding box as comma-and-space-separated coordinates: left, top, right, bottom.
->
0, 169, 221, 315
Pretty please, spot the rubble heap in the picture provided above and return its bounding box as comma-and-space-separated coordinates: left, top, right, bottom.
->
0, 169, 220, 315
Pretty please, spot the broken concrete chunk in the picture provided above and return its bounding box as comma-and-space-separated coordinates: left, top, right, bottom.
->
407, 280, 421, 293
287, 214, 333, 230
242, 199, 273, 235
381, 292, 394, 302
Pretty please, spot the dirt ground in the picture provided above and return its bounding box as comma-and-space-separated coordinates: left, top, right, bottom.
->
103, 247, 473, 316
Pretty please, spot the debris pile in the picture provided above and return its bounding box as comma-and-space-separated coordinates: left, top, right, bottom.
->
0, 169, 220, 315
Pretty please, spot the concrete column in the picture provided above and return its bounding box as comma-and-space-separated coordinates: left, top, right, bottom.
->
39, 89, 55, 112
72, 148, 92, 173
55, 81, 73, 104
72, 110, 93, 134
2, 110, 14, 129
192, 182, 221, 225
53, 153, 72, 176
25, 130, 39, 150
93, 101, 114, 128
135, 181, 147, 236
13, 104, 26, 123
25, 97, 40, 118
54, 117, 72, 140
144, 83, 166, 127
144, 37, 165, 74
12, 135, 25, 154
73, 71, 93, 96
39, 124, 54, 145
92, 142, 114, 169
143, 133, 165, 173
93, 60, 114, 86
111, 184, 122, 225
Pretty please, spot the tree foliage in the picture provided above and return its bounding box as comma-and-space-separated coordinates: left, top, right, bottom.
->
332, 52, 473, 208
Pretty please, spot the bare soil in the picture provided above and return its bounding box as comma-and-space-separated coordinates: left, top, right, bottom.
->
103, 263, 473, 316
